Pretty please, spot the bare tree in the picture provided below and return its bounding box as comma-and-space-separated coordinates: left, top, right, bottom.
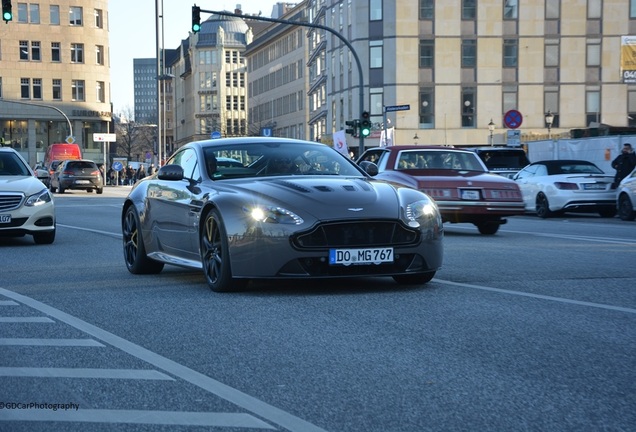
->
114, 106, 156, 162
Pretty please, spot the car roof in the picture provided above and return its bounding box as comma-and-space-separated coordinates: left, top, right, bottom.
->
532, 159, 596, 166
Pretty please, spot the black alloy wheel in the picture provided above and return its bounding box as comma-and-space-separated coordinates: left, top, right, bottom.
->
535, 193, 553, 218
122, 205, 164, 274
618, 194, 636, 221
200, 209, 245, 292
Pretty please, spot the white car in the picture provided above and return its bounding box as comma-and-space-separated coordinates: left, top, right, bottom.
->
513, 159, 617, 218
0, 147, 56, 244
617, 167, 636, 221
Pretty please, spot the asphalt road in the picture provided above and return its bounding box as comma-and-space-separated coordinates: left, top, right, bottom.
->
0, 187, 634, 432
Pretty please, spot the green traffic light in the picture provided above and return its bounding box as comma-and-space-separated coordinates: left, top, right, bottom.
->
361, 128, 370, 137
2, 12, 11, 21
192, 23, 201, 32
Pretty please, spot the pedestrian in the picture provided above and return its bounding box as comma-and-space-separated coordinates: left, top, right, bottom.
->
611, 143, 636, 187
148, 164, 154, 176
137, 165, 146, 180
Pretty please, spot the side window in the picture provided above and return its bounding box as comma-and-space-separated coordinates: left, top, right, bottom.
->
535, 165, 548, 176
171, 148, 200, 181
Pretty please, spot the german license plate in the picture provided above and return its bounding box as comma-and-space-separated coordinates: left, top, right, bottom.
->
75, 180, 90, 184
460, 189, 480, 200
329, 247, 393, 266
0, 214, 11, 224
583, 183, 606, 190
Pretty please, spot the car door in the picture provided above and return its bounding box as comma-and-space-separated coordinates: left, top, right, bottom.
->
149, 148, 203, 262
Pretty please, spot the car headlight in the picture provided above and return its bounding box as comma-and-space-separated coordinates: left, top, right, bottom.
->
244, 205, 304, 225
405, 198, 439, 221
25, 188, 53, 207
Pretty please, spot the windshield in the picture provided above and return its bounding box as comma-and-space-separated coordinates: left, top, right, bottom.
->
202, 142, 364, 179
477, 150, 530, 170
395, 150, 486, 172
0, 152, 31, 176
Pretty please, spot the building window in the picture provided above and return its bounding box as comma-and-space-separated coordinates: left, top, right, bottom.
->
588, 0, 601, 19
52, 79, 62, 100
503, 85, 518, 113
462, 0, 476, 20
51, 42, 61, 62
96, 45, 104, 65
420, 0, 433, 20
546, 0, 560, 19
31, 41, 41, 61
17, 3, 27, 23
50, 5, 60, 25
21, 78, 30, 99
586, 39, 601, 67
504, 0, 518, 19
545, 39, 560, 67
19, 41, 29, 60
631, 0, 636, 19
461, 39, 476, 68
71, 44, 84, 63
69, 6, 82, 26
94, 9, 103, 28
29, 4, 40, 23
545, 86, 560, 128
33, 78, 42, 99
628, 90, 636, 126
461, 88, 476, 127
71, 80, 85, 101
96, 81, 105, 102
419, 88, 435, 128
503, 39, 518, 67
370, 40, 383, 69
370, 0, 382, 21
586, 90, 600, 125
419, 39, 434, 68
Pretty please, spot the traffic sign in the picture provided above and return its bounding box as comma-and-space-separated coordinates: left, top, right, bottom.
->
211, 131, 222, 139
65, 136, 75, 144
93, 133, 117, 142
503, 110, 523, 129
385, 104, 410, 112
112, 161, 123, 172
261, 127, 273, 137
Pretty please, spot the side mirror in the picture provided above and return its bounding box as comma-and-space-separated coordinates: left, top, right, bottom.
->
157, 164, 184, 181
358, 160, 379, 176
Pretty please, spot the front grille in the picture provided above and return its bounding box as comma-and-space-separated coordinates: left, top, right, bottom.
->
293, 220, 419, 249
0, 193, 24, 212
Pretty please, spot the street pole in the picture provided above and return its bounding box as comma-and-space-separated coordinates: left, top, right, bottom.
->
200, 7, 367, 155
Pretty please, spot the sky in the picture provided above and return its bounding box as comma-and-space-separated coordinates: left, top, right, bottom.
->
109, 0, 281, 116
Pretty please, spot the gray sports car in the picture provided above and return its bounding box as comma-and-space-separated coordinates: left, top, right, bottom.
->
122, 137, 443, 292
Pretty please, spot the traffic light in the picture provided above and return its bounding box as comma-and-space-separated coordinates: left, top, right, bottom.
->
345, 119, 358, 137
192, 5, 201, 33
2, 0, 12, 23
360, 111, 371, 137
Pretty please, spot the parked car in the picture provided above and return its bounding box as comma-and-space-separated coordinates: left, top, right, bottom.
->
0, 147, 56, 244
357, 145, 525, 235
512, 159, 617, 218
50, 159, 104, 194
45, 160, 64, 183
121, 137, 444, 291
33, 163, 50, 186
617, 167, 636, 221
466, 146, 530, 179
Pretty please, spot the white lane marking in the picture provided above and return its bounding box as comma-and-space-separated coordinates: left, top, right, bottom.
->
0, 301, 19, 306
0, 368, 174, 380
0, 317, 54, 323
57, 224, 122, 239
435, 279, 636, 314
0, 409, 275, 429
0, 338, 104, 347
0, 288, 328, 432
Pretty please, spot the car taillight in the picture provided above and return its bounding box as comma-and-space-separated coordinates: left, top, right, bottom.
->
554, 182, 579, 190
63, 170, 74, 175
90, 170, 100, 176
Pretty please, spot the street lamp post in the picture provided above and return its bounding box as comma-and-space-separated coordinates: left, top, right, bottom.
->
488, 119, 495, 146
545, 110, 554, 139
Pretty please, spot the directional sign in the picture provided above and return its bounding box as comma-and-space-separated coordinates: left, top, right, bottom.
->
385, 104, 410, 113
211, 131, 222, 139
112, 161, 123, 172
503, 110, 523, 129
93, 133, 117, 142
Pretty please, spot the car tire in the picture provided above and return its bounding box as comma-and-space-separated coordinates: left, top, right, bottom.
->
122, 205, 164, 274
475, 221, 500, 235
535, 193, 553, 218
200, 208, 246, 292
33, 229, 55, 245
618, 194, 636, 221
96, 187, 104, 194
392, 271, 436, 285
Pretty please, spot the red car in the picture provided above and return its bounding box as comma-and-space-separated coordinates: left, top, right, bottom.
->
358, 145, 525, 235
